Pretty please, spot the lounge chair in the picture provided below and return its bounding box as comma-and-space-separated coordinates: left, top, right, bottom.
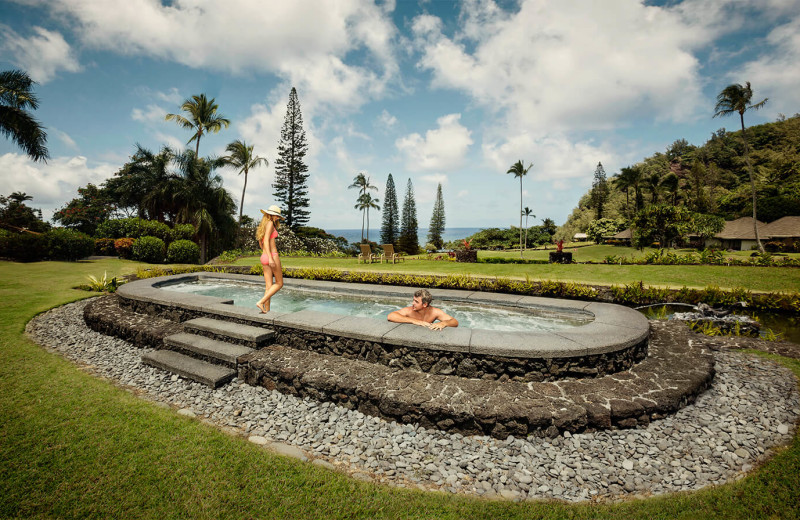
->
380, 243, 404, 264
358, 243, 376, 263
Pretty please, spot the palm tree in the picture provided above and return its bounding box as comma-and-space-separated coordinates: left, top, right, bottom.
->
348, 172, 377, 241
165, 93, 230, 156
645, 172, 661, 204
660, 172, 680, 206
506, 160, 532, 258
222, 139, 268, 226
118, 145, 176, 222
170, 150, 236, 263
354, 193, 380, 242
713, 81, 768, 252
522, 207, 535, 251
0, 69, 49, 162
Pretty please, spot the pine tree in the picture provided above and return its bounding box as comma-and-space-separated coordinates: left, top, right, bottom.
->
272, 87, 310, 229
427, 183, 446, 249
398, 178, 418, 254
380, 173, 399, 245
591, 162, 608, 220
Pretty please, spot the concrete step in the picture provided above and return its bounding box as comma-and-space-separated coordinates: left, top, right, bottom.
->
183, 317, 275, 348
164, 332, 254, 368
142, 350, 236, 388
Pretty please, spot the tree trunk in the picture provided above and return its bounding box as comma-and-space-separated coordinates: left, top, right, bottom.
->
741, 113, 764, 253
519, 177, 523, 258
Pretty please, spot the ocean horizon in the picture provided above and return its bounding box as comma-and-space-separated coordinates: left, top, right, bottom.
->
326, 227, 483, 246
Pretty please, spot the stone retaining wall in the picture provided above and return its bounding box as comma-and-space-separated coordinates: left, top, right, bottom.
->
116, 294, 647, 382
239, 320, 714, 439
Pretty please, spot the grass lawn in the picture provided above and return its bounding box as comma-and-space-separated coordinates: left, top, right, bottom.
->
2, 258, 799, 519
229, 254, 800, 293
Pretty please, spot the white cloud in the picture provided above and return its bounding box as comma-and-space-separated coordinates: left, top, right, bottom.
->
40, 0, 399, 111
395, 113, 472, 171
482, 132, 613, 192
377, 109, 397, 130
0, 25, 81, 83
413, 0, 706, 135
51, 128, 78, 151
131, 104, 167, 124
0, 153, 115, 218
735, 15, 800, 117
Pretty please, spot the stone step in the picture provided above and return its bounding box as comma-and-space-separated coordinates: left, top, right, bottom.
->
142, 350, 236, 388
183, 317, 275, 348
164, 332, 254, 368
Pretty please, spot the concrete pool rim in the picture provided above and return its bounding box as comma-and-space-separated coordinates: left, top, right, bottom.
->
117, 272, 649, 371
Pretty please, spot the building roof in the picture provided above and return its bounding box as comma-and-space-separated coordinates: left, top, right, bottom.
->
761, 216, 800, 238
573, 232, 588, 239
714, 217, 767, 240
612, 228, 632, 239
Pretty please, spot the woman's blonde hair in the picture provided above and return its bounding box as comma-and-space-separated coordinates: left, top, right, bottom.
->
255, 214, 278, 243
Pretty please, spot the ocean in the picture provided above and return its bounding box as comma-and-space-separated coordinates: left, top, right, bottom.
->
326, 227, 483, 246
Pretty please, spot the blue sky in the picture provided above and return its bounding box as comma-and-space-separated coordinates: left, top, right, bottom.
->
2, 0, 799, 230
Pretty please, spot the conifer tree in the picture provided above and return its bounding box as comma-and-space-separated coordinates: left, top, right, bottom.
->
591, 162, 608, 220
272, 87, 310, 229
398, 178, 418, 254
380, 173, 399, 245
427, 183, 446, 249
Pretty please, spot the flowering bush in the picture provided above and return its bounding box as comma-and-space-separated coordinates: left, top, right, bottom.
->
114, 238, 135, 259
94, 238, 116, 256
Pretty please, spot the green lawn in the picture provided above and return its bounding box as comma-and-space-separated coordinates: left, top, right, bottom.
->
2, 258, 799, 519
229, 254, 800, 293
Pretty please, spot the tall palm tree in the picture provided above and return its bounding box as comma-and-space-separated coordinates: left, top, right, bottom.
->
222, 139, 268, 225
522, 207, 535, 251
348, 172, 377, 241
506, 160, 532, 258
165, 93, 230, 156
170, 150, 236, 263
660, 172, 680, 206
354, 193, 380, 242
713, 81, 768, 252
0, 69, 49, 162
645, 172, 661, 204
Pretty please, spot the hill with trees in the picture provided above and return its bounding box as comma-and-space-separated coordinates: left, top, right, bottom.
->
558, 114, 800, 245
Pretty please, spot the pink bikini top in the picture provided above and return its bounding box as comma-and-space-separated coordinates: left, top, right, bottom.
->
270, 229, 279, 239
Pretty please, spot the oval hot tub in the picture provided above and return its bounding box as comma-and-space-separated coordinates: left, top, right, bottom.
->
117, 272, 650, 381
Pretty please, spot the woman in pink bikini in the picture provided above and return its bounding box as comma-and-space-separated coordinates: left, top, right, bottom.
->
255, 205, 284, 313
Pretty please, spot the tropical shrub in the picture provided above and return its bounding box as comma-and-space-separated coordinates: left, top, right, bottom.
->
171, 223, 196, 242
45, 228, 95, 261
94, 238, 116, 256
132, 236, 166, 264
114, 238, 135, 259
0, 230, 47, 262
97, 217, 187, 244
166, 239, 200, 264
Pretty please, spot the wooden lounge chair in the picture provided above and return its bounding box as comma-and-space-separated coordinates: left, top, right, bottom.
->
358, 243, 376, 263
380, 243, 404, 264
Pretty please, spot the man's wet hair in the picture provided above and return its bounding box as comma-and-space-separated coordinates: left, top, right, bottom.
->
414, 288, 433, 306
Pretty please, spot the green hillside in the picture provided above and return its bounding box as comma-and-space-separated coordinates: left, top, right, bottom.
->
559, 115, 800, 241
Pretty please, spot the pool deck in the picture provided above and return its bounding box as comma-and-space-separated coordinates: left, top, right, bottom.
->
117, 272, 650, 365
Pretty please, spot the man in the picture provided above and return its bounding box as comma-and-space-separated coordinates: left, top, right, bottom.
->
387, 289, 459, 331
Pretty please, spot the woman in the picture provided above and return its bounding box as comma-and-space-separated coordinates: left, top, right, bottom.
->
256, 205, 284, 313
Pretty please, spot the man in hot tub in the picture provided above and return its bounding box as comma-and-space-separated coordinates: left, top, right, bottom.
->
387, 289, 459, 330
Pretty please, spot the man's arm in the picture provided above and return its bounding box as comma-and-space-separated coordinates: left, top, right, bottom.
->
387, 307, 430, 327
427, 308, 458, 330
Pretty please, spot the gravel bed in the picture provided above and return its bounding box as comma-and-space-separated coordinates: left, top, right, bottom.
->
26, 298, 800, 502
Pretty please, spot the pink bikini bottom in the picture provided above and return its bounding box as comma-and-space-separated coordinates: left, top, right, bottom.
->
260, 252, 279, 266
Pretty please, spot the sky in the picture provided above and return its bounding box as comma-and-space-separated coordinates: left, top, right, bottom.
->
1, 0, 799, 231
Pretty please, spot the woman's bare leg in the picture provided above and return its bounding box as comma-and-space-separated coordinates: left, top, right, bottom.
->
262, 258, 283, 309
257, 265, 273, 312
